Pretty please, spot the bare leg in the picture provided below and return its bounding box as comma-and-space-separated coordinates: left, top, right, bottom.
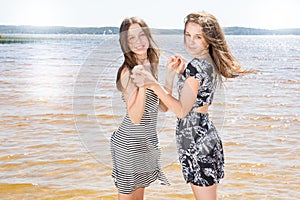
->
190, 183, 218, 200
118, 187, 145, 200
118, 192, 134, 200
133, 187, 145, 200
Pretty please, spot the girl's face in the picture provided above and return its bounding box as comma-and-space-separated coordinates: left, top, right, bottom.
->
127, 23, 149, 58
184, 22, 209, 57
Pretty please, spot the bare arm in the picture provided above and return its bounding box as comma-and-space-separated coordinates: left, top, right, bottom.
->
120, 67, 146, 124
157, 67, 176, 112
131, 55, 197, 118
149, 77, 199, 118
131, 67, 199, 118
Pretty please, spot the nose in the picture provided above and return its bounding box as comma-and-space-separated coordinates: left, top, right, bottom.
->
129, 36, 142, 45
187, 37, 195, 45
132, 35, 144, 44
136, 36, 142, 44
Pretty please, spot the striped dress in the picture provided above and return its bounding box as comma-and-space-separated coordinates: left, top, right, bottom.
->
110, 89, 169, 194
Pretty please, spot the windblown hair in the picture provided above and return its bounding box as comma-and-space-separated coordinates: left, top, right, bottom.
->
116, 17, 160, 91
184, 11, 251, 79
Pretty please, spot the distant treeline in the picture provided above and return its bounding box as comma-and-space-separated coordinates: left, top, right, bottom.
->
0, 25, 119, 35
0, 25, 300, 35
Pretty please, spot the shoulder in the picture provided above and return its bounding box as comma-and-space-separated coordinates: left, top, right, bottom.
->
186, 58, 208, 74
119, 66, 130, 76
184, 58, 213, 82
117, 66, 132, 90
188, 58, 214, 75
189, 58, 211, 71
119, 66, 132, 83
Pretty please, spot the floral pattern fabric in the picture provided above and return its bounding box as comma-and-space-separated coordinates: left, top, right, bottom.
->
176, 58, 224, 186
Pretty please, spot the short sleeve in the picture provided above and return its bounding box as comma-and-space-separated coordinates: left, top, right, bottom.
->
182, 58, 216, 107
184, 59, 206, 84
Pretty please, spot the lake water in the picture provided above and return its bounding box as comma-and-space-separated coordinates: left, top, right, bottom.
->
0, 34, 299, 199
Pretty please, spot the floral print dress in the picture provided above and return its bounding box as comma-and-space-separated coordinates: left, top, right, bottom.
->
176, 58, 224, 186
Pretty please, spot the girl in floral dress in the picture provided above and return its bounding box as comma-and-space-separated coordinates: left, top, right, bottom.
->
131, 11, 251, 200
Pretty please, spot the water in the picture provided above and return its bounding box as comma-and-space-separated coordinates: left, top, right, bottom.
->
0, 34, 299, 199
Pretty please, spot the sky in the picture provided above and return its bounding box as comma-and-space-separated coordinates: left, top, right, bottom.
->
0, 0, 299, 29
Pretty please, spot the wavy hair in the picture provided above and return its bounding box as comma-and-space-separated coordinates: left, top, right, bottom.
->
184, 12, 251, 79
116, 17, 160, 91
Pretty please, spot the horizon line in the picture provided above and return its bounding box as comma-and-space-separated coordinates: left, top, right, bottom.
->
0, 24, 300, 31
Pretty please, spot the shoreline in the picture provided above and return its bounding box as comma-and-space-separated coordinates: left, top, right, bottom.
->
1, 25, 300, 35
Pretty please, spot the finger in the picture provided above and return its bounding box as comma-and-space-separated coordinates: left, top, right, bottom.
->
131, 70, 143, 77
132, 65, 144, 73
136, 83, 142, 88
178, 56, 186, 63
177, 61, 186, 73
130, 74, 142, 82
168, 56, 177, 62
134, 64, 144, 70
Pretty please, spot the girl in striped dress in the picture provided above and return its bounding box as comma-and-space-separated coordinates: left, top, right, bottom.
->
110, 17, 169, 199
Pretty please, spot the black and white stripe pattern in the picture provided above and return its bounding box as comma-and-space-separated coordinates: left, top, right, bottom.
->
110, 89, 169, 194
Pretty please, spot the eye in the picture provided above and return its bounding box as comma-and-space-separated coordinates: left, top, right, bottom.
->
128, 36, 135, 42
196, 34, 202, 39
139, 32, 146, 38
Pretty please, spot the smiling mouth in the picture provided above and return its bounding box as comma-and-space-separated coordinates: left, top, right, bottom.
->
135, 45, 145, 50
188, 46, 197, 50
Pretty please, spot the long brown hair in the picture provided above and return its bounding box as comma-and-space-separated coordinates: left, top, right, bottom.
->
116, 17, 160, 91
184, 11, 250, 80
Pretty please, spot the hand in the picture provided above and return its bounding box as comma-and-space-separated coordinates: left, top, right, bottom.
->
167, 55, 186, 74
131, 65, 158, 88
